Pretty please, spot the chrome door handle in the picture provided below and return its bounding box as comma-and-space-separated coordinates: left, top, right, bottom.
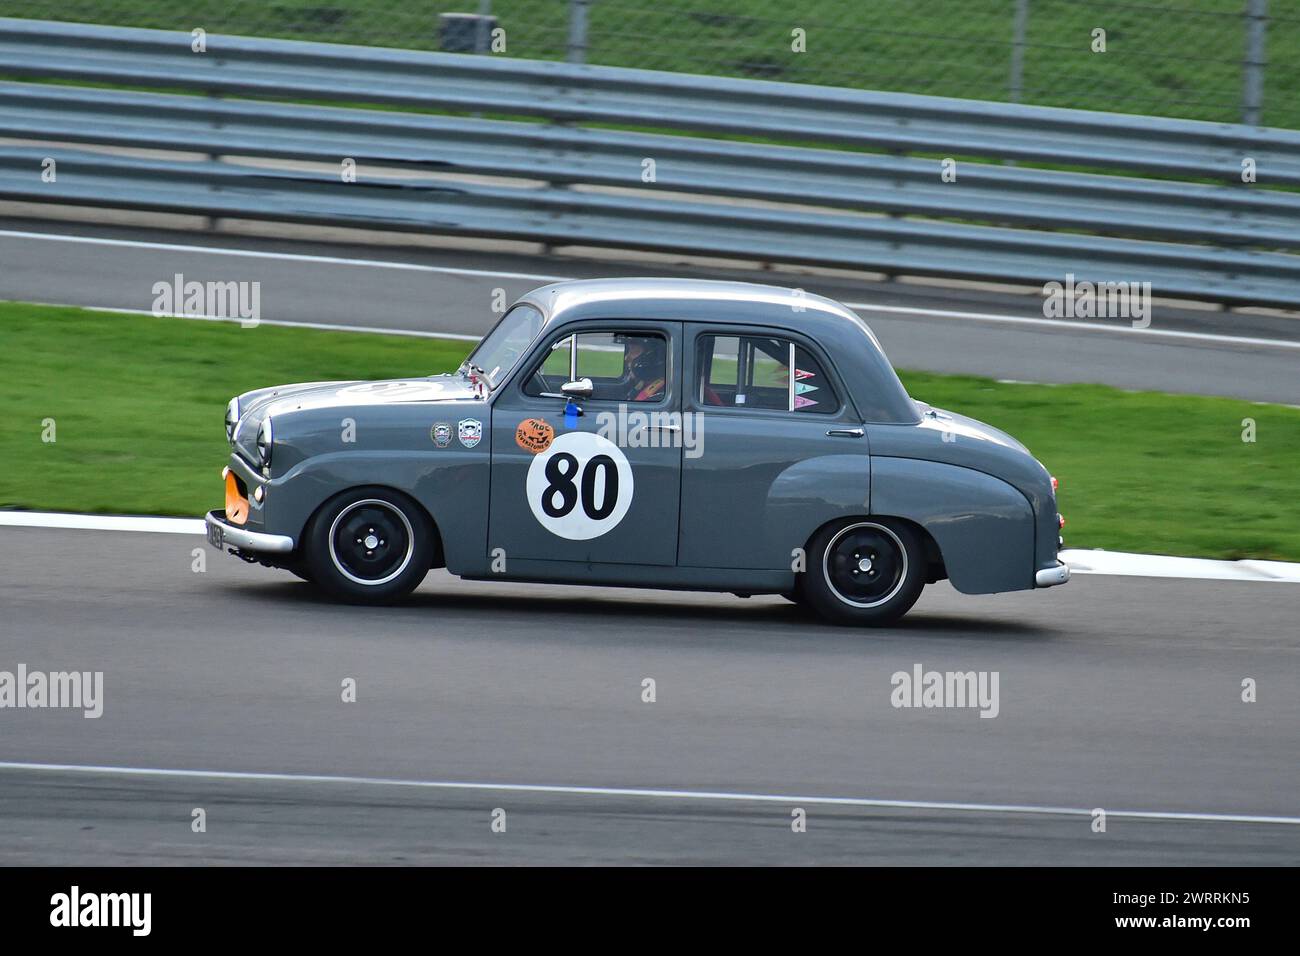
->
826, 427, 864, 438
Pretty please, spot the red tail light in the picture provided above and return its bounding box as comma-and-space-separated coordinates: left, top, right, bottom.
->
1050, 475, 1059, 493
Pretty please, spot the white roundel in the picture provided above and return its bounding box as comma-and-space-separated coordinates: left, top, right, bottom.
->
526, 432, 634, 540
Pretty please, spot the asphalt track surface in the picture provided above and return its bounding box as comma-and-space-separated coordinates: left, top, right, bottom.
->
2, 526, 1297, 865
2, 220, 1299, 405
2, 221, 1298, 865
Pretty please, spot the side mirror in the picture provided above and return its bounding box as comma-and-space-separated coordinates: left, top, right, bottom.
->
561, 377, 594, 399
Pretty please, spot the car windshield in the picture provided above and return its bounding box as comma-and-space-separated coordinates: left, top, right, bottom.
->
462, 303, 545, 389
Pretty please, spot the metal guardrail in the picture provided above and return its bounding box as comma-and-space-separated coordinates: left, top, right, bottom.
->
2, 18, 1300, 307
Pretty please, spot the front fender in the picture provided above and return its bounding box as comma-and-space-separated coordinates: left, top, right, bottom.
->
259, 450, 489, 572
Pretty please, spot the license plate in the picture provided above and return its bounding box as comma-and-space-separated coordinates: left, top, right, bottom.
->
207, 521, 225, 550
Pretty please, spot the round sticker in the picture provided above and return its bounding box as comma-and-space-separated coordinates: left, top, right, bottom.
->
526, 432, 634, 540
515, 418, 555, 454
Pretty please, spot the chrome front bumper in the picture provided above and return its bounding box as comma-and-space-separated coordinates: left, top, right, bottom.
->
205, 510, 295, 554
1035, 561, 1071, 588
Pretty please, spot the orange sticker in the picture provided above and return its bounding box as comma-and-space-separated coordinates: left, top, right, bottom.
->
515, 418, 554, 454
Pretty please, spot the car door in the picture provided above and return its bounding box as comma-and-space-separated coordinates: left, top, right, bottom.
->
488, 320, 684, 566
678, 324, 871, 570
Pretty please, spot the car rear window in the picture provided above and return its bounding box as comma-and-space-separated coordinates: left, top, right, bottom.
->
696, 335, 837, 413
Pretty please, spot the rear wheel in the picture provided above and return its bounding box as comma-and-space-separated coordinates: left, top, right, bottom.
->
801, 518, 926, 626
303, 487, 433, 604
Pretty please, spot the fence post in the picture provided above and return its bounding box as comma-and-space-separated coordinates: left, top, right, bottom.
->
1009, 0, 1028, 103
568, 0, 590, 64
1243, 0, 1268, 126
475, 0, 493, 54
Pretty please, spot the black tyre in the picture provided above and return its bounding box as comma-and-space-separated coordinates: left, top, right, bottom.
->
303, 487, 433, 604
801, 518, 926, 626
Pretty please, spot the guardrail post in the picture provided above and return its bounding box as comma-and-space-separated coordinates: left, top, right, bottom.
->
568, 0, 590, 64
1009, 0, 1029, 103
476, 0, 493, 54
206, 91, 222, 234
1242, 0, 1268, 126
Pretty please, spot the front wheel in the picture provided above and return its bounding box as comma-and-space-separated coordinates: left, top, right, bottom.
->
303, 487, 433, 604
801, 518, 926, 626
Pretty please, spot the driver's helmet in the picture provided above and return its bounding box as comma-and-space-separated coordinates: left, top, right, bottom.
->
623, 335, 665, 383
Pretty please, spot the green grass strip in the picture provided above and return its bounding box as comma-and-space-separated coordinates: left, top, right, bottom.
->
1, 301, 1296, 561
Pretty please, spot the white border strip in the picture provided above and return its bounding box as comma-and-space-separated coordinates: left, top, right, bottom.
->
4, 513, 1298, 582
0, 760, 1296, 826
1060, 548, 1300, 583
0, 228, 566, 282
75, 304, 482, 341
0, 511, 204, 535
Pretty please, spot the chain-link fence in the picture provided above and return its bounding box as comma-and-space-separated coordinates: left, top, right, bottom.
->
4, 1, 1296, 128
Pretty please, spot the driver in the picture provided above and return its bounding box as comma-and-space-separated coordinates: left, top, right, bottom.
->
623, 336, 666, 401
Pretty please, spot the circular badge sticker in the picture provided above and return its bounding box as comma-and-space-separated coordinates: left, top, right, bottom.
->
515, 418, 555, 454
526, 432, 634, 540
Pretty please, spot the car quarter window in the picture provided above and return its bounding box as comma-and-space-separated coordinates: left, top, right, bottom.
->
523, 330, 669, 403
696, 334, 838, 413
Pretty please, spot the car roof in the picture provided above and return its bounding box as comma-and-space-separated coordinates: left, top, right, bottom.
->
516, 278, 919, 424
521, 277, 864, 329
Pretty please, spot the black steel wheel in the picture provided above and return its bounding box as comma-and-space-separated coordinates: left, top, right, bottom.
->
304, 487, 433, 603
801, 518, 926, 626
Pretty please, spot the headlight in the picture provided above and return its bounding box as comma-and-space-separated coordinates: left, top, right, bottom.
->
225, 397, 240, 442
256, 416, 273, 466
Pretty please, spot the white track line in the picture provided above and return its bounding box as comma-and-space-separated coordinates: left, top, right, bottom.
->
6, 228, 1299, 352
0, 760, 1294, 826
0, 228, 566, 281
87, 300, 1300, 352
75, 304, 482, 341
3, 512, 1298, 582
0, 511, 204, 535
846, 302, 1300, 352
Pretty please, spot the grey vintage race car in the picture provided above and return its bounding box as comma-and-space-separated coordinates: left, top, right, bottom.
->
206, 278, 1068, 625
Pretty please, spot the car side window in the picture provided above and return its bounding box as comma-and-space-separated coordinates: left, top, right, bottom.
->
697, 335, 837, 413
524, 331, 669, 403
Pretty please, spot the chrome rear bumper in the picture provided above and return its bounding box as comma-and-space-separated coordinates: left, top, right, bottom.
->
1035, 561, 1071, 588
205, 510, 294, 554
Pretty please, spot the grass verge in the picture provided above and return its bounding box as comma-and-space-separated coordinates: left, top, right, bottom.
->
2, 301, 1297, 560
